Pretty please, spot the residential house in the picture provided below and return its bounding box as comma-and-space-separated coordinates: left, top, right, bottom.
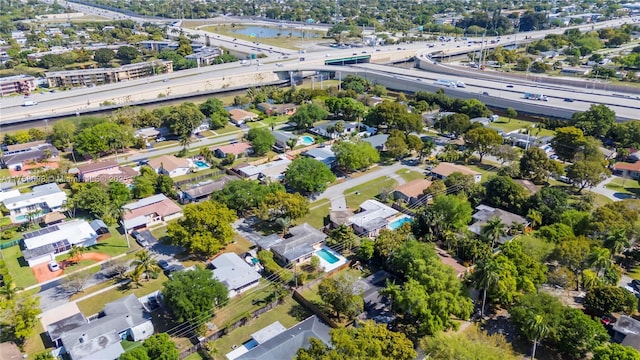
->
211, 253, 261, 298
272, 131, 297, 152
21, 220, 98, 266
135, 127, 160, 139
192, 121, 210, 135
393, 178, 432, 205
302, 146, 336, 168
362, 134, 390, 151
613, 315, 640, 347
233, 155, 292, 182
229, 109, 259, 125
436, 247, 469, 278
121, 194, 183, 232
230, 316, 331, 360
213, 142, 252, 159
358, 271, 397, 324
0, 141, 59, 170
76, 160, 139, 184
257, 102, 298, 116
613, 162, 640, 180
47, 295, 154, 360
256, 223, 327, 265
178, 176, 236, 204
468, 204, 529, 244
349, 200, 399, 238
147, 155, 192, 178
430, 162, 482, 183
368, 96, 384, 106
0, 188, 21, 203
2, 183, 67, 223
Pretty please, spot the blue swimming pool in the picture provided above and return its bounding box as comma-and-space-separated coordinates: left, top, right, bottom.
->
194, 160, 209, 169
15, 211, 45, 222
316, 248, 340, 264
299, 136, 315, 146
388, 216, 413, 230
243, 338, 259, 350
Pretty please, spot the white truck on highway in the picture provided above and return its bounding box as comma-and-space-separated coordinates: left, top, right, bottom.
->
434, 79, 456, 87
524, 93, 548, 101
23, 100, 38, 106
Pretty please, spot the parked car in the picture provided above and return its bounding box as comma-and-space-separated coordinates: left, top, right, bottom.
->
157, 259, 170, 270
132, 230, 157, 247
48, 261, 60, 272
164, 264, 185, 276
156, 137, 166, 142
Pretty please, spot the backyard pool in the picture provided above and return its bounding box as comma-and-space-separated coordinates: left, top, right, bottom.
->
14, 211, 46, 222
316, 248, 340, 264
388, 215, 413, 230
194, 160, 210, 169
299, 136, 315, 146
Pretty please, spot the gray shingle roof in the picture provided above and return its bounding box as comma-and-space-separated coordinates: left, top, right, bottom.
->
211, 253, 261, 291
256, 224, 327, 263
236, 316, 331, 360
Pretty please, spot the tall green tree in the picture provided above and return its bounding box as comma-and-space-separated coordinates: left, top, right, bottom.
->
585, 284, 638, 316
162, 266, 228, 334
473, 257, 503, 317
593, 344, 640, 360
167, 201, 236, 256
523, 315, 549, 360
550, 126, 585, 161
131, 250, 159, 282
199, 98, 229, 129
289, 103, 328, 130
297, 321, 416, 360
162, 102, 205, 151
258, 191, 309, 223
570, 104, 616, 138
333, 140, 380, 172
480, 217, 507, 248
143, 333, 179, 360
566, 160, 610, 192
420, 325, 519, 360
519, 147, 553, 184
604, 228, 630, 257
464, 127, 503, 162
283, 157, 336, 194
318, 271, 364, 320
246, 127, 276, 155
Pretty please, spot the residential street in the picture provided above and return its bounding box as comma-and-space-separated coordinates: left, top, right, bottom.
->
590, 175, 635, 202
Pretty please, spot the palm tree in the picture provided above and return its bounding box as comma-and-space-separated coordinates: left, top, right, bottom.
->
526, 209, 542, 230
67, 245, 87, 265
276, 217, 292, 236
480, 217, 507, 249
474, 257, 502, 317
523, 314, 549, 360
131, 250, 159, 282
604, 228, 630, 258
587, 247, 612, 277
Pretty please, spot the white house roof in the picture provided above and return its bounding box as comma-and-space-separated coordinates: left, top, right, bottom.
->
22, 220, 98, 250
2, 183, 66, 211
0, 189, 20, 203
349, 199, 398, 231
211, 253, 261, 291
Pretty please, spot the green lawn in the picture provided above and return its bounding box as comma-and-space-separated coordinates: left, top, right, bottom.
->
262, 115, 290, 126
1, 245, 37, 288
395, 168, 425, 182
173, 167, 221, 183
199, 25, 324, 50
183, 353, 205, 360
629, 267, 640, 281
208, 297, 310, 360
0, 168, 10, 177
464, 163, 500, 183
211, 279, 275, 328
90, 227, 141, 256
489, 118, 555, 137
77, 273, 170, 316
344, 177, 398, 209
298, 199, 331, 229
23, 318, 47, 359
215, 124, 242, 135
605, 177, 640, 196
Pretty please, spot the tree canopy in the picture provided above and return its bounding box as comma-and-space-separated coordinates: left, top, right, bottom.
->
464, 127, 503, 162
284, 157, 336, 194
246, 127, 276, 155
420, 325, 519, 360
318, 271, 364, 320
290, 103, 328, 130
333, 141, 380, 172
167, 201, 236, 256
162, 266, 228, 334
296, 321, 416, 360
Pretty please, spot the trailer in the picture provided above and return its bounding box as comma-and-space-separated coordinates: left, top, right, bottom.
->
524, 93, 548, 101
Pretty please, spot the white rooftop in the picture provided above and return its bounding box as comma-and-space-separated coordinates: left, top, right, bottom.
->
349, 199, 398, 229
22, 220, 97, 250
2, 183, 66, 211
211, 253, 261, 291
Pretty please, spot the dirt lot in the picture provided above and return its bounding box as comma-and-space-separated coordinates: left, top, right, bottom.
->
32, 252, 110, 283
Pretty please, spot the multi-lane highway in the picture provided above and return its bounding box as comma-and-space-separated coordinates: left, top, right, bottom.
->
2, 4, 639, 123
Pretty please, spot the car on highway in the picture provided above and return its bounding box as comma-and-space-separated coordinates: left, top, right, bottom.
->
48, 261, 60, 272
506, 85, 514, 88
564, 98, 574, 102
481, 91, 489, 96
416, 78, 422, 81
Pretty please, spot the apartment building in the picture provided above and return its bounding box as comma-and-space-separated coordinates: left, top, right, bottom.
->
0, 75, 37, 95
45, 61, 173, 88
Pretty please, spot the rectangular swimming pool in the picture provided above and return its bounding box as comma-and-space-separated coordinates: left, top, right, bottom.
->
315, 248, 340, 264
194, 160, 209, 169
388, 216, 413, 230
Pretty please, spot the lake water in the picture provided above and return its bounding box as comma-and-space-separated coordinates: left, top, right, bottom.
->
229, 25, 320, 39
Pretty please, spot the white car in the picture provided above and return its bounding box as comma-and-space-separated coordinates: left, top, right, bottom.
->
48, 261, 60, 272
156, 137, 166, 142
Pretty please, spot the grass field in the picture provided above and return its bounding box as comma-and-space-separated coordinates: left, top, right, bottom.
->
199, 25, 325, 50
465, 163, 500, 183
605, 177, 640, 196
298, 199, 331, 228
344, 176, 398, 209
211, 279, 274, 328
208, 297, 310, 360
0, 245, 37, 288
490, 118, 555, 137
395, 168, 425, 182
77, 272, 170, 316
